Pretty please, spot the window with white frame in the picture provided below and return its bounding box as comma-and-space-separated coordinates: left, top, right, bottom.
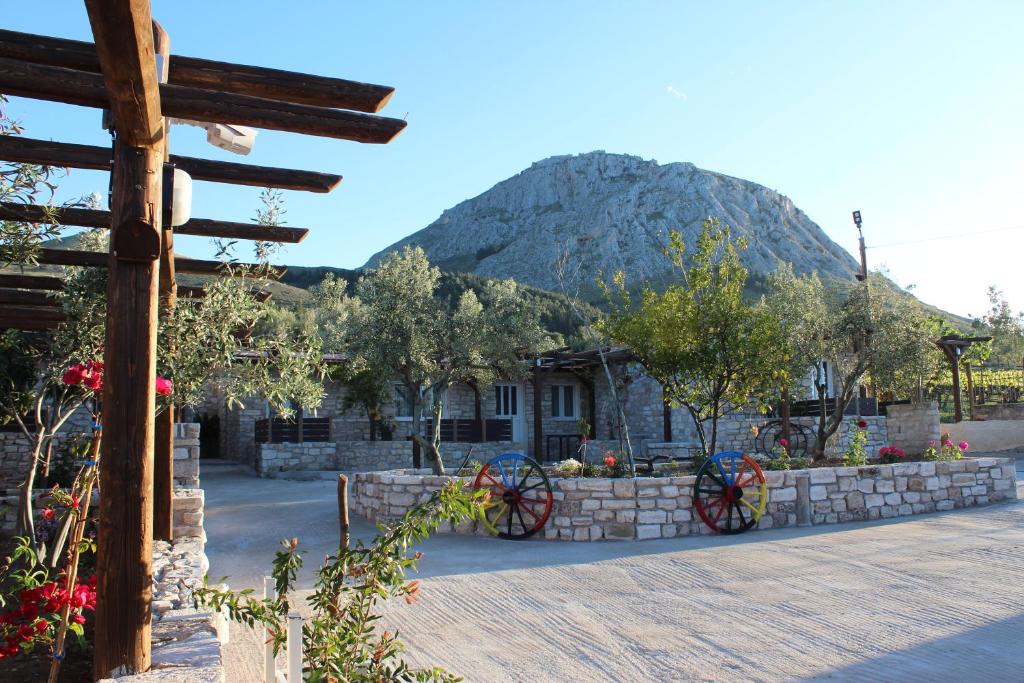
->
550, 384, 576, 419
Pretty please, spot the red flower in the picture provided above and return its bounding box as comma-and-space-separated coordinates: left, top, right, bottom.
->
857, 420, 867, 429
70, 495, 81, 510
72, 613, 86, 625
62, 364, 85, 386
34, 619, 47, 634
603, 455, 616, 468
17, 624, 34, 642
778, 438, 789, 448
155, 376, 173, 397
41, 507, 55, 521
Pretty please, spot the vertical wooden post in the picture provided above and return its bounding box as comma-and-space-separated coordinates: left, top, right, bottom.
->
94, 137, 163, 678
152, 20, 174, 544
86, 0, 167, 671
337, 474, 350, 551
532, 367, 543, 460
781, 387, 791, 446
964, 363, 975, 421
661, 384, 672, 443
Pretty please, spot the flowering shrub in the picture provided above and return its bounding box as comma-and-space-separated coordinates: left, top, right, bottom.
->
878, 446, 907, 464
763, 438, 792, 471
601, 452, 630, 478
924, 438, 967, 462
0, 538, 97, 662
843, 427, 869, 466
550, 458, 583, 477
194, 482, 486, 682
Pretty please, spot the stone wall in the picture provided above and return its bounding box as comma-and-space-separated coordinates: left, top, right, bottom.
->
944, 419, 1024, 453
972, 403, 1024, 421
100, 486, 226, 682
256, 440, 527, 476
174, 422, 201, 487
711, 414, 888, 459
885, 402, 940, 454
352, 457, 1017, 541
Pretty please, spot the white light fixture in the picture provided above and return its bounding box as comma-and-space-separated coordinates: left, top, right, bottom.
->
169, 167, 193, 227
168, 118, 258, 156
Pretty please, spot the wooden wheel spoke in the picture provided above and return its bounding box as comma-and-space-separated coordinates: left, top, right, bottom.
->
514, 504, 529, 532
520, 504, 541, 522
734, 500, 747, 527
740, 498, 760, 516
713, 500, 728, 522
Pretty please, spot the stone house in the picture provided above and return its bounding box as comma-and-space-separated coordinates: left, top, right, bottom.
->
215, 348, 907, 476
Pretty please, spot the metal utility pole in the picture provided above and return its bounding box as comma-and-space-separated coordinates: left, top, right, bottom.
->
852, 210, 868, 282
852, 210, 871, 411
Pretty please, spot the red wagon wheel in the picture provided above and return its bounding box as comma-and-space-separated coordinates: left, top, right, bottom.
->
473, 452, 553, 539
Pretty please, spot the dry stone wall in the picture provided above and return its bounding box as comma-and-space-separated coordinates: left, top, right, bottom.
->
885, 402, 940, 454
256, 440, 526, 476
352, 457, 1016, 542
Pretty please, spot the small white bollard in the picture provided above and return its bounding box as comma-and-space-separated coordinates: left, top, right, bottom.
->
287, 610, 303, 682
263, 576, 276, 683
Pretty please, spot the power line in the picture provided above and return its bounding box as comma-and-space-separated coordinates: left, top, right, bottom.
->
867, 224, 1024, 249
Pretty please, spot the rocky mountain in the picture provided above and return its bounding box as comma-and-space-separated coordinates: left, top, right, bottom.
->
365, 152, 860, 297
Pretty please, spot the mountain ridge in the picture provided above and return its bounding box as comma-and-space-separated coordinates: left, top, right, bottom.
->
364, 151, 861, 297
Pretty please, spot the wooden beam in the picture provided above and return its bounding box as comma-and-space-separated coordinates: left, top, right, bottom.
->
0, 203, 308, 243
0, 288, 58, 306
33, 248, 286, 278
84, 0, 163, 147
0, 272, 64, 290
0, 28, 394, 112
0, 315, 62, 331
1, 304, 66, 321
0, 136, 343, 193
0, 58, 406, 144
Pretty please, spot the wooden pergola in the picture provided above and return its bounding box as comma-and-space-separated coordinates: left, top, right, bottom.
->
0, 1, 404, 676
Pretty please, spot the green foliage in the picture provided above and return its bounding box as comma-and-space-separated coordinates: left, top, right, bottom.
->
767, 266, 937, 460
194, 482, 486, 682
842, 428, 868, 466
319, 247, 552, 473
791, 456, 810, 470
762, 445, 791, 471
0, 95, 64, 266
973, 286, 1023, 366
923, 438, 965, 462
602, 218, 787, 456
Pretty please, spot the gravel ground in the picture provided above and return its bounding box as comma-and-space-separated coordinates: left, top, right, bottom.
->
202, 461, 1024, 682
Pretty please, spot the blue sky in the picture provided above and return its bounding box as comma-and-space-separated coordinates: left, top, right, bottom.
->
5, 1, 1023, 317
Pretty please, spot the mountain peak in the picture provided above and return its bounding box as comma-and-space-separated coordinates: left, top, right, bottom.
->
365, 151, 858, 296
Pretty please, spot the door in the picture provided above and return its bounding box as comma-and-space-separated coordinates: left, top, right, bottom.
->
494, 383, 523, 443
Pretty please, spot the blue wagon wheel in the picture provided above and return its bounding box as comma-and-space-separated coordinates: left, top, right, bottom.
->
473, 452, 553, 539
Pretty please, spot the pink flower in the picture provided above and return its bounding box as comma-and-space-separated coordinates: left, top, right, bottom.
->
928, 440, 936, 448
778, 438, 789, 448
41, 507, 55, 521
603, 455, 616, 468
155, 376, 173, 397
958, 441, 969, 452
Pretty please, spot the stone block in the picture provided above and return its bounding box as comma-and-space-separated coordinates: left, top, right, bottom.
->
875, 480, 895, 494
838, 476, 856, 492
660, 485, 680, 496
857, 479, 875, 494
661, 524, 677, 537
809, 485, 828, 501
616, 510, 636, 523
593, 510, 615, 522
581, 499, 601, 511
604, 523, 634, 540
612, 480, 635, 497
884, 493, 902, 506
636, 524, 662, 540
589, 525, 603, 541
846, 491, 865, 509
902, 491, 921, 504
637, 510, 668, 524
572, 527, 590, 541
809, 469, 837, 484
935, 500, 955, 511
865, 494, 884, 508
771, 487, 797, 502
970, 485, 987, 496
951, 473, 976, 486
672, 509, 692, 523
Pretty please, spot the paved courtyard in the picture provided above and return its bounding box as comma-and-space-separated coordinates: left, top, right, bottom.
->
203, 462, 1024, 682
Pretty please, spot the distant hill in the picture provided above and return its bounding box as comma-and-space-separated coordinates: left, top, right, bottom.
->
366, 151, 862, 299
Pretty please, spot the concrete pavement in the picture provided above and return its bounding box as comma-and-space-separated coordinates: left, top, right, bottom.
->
201, 461, 1024, 682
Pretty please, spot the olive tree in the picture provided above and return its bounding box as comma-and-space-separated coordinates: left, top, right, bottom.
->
335, 247, 550, 474
767, 266, 936, 461
602, 218, 787, 457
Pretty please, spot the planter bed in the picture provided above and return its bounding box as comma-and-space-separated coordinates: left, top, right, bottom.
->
351, 457, 1018, 541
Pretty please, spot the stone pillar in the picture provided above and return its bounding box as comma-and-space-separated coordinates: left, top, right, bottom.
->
173, 423, 201, 487
795, 473, 812, 526
885, 402, 940, 455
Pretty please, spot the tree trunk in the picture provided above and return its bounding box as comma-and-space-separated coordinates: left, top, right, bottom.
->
426, 399, 445, 475
17, 431, 46, 543
685, 404, 708, 457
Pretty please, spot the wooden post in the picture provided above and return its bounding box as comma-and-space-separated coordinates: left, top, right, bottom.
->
86, 0, 166, 676
532, 367, 543, 460
965, 363, 975, 421
781, 387, 791, 446
153, 20, 174, 544
337, 474, 350, 551
94, 138, 163, 678
662, 384, 672, 443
